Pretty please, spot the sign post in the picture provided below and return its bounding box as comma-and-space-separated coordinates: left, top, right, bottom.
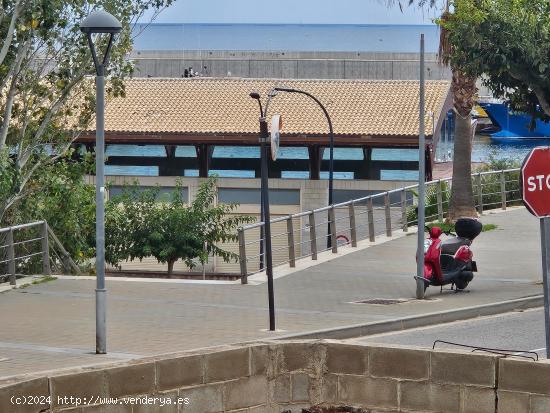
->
540, 218, 550, 359
521, 146, 550, 358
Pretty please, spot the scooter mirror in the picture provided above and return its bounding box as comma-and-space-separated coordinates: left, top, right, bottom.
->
429, 226, 443, 238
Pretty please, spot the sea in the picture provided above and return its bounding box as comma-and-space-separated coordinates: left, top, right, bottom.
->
105, 24, 539, 179
131, 23, 441, 53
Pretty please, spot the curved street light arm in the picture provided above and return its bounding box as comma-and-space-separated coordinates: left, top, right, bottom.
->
263, 88, 278, 119
274, 87, 335, 204
274, 87, 334, 137
273, 86, 335, 249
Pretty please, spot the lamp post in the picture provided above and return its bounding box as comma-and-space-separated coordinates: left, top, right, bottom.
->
416, 34, 427, 300
250, 90, 277, 331
80, 10, 122, 354
273, 87, 335, 248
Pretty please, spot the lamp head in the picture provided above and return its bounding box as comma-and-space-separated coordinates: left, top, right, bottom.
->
249, 91, 261, 100
80, 10, 122, 34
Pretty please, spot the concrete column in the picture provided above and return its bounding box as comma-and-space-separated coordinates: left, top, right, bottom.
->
308, 146, 324, 180
301, 180, 330, 212
164, 145, 177, 158
426, 145, 434, 181
195, 144, 214, 178
362, 147, 376, 179
356, 147, 373, 179
157, 145, 182, 176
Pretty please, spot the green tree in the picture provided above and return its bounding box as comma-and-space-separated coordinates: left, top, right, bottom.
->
13, 150, 96, 263
0, 0, 172, 223
106, 177, 254, 275
105, 183, 159, 270
388, 0, 478, 220
440, 0, 550, 122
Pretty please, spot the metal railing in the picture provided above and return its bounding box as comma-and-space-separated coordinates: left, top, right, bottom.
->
237, 168, 521, 283
0, 221, 80, 285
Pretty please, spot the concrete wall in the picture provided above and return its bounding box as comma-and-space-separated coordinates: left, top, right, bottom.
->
99, 175, 412, 209
130, 50, 451, 80
2, 340, 548, 413
128, 50, 496, 106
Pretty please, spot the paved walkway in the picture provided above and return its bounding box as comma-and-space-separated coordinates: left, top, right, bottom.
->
0, 208, 543, 380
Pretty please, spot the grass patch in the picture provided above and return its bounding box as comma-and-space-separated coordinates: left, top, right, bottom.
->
427, 222, 498, 233
18, 276, 57, 289
31, 276, 57, 285
482, 224, 498, 232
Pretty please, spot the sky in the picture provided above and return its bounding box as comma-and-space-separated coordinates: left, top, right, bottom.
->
143, 0, 442, 25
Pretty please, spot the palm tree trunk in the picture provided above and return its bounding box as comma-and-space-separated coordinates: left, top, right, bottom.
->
447, 113, 477, 220
447, 69, 478, 221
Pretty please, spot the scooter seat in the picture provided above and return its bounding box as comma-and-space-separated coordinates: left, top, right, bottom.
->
440, 237, 471, 256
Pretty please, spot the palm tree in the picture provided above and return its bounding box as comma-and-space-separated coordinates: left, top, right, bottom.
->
388, 0, 478, 220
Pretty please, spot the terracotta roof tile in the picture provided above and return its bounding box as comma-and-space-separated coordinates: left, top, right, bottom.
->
101, 78, 450, 137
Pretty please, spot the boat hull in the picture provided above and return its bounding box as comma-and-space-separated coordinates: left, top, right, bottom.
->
480, 103, 550, 140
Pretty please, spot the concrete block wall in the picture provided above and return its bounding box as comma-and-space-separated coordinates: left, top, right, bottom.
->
2, 340, 550, 413
498, 358, 550, 413
129, 50, 452, 81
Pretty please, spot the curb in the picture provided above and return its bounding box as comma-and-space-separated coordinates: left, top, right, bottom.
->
54, 275, 236, 285
275, 295, 544, 340
0, 276, 36, 293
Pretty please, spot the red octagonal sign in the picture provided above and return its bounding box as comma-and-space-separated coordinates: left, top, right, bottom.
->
522, 147, 550, 218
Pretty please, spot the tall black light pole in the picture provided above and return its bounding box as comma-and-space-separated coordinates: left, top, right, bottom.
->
250, 90, 277, 331
80, 10, 122, 354
274, 87, 335, 248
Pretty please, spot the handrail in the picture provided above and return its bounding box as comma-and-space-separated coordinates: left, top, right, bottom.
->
0, 221, 45, 234
0, 221, 81, 285
240, 168, 520, 232
237, 168, 522, 283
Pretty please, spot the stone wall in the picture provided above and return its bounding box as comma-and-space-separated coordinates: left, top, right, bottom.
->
2, 340, 547, 413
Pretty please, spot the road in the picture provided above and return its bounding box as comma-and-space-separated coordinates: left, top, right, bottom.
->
351, 307, 547, 359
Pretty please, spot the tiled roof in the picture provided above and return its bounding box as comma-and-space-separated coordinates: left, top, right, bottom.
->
101, 78, 450, 137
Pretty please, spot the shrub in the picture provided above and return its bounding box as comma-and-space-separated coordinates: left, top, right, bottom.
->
106, 176, 253, 274
407, 180, 451, 225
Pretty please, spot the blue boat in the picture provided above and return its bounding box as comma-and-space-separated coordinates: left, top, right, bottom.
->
480, 102, 550, 140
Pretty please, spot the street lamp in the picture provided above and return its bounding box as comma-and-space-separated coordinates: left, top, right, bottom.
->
250, 90, 277, 331
80, 9, 122, 355
274, 87, 335, 248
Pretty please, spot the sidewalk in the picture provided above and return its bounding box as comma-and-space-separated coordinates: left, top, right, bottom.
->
0, 208, 542, 380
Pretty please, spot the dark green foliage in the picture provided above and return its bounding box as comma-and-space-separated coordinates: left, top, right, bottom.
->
426, 221, 497, 234
106, 177, 254, 274
440, 0, 550, 121
1, 0, 174, 270
407, 157, 522, 226
9, 150, 96, 264
1, 0, 173, 221
407, 180, 451, 224
475, 154, 522, 209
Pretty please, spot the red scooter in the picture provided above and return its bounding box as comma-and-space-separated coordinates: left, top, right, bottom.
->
415, 218, 482, 293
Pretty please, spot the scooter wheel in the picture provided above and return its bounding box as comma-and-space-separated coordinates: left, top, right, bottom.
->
455, 280, 469, 290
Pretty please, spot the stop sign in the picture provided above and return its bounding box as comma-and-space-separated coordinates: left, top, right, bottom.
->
522, 147, 550, 218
